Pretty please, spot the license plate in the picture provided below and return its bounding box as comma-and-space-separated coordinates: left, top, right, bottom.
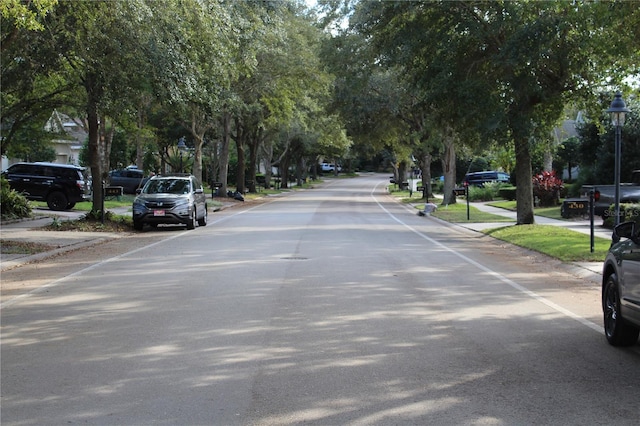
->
153, 210, 165, 216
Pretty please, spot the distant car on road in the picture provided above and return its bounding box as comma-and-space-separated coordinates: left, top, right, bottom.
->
321, 163, 341, 173
602, 221, 640, 346
132, 174, 207, 231
108, 168, 149, 194
1, 162, 91, 211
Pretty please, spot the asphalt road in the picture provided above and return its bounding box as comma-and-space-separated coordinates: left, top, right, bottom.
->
1, 174, 639, 425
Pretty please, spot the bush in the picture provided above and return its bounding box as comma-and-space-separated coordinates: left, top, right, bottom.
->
1, 176, 32, 220
467, 181, 511, 202
603, 203, 640, 228
468, 185, 495, 201
498, 187, 517, 201
532, 171, 563, 207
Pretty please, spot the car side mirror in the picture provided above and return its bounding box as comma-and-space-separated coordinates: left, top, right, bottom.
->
612, 221, 638, 244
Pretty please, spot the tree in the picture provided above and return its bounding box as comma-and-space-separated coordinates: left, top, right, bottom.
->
349, 0, 638, 224
41, 0, 158, 213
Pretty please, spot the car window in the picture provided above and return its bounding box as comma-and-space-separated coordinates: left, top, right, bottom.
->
144, 179, 190, 194
9, 164, 32, 174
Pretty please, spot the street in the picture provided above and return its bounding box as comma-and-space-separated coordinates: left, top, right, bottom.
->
1, 174, 638, 425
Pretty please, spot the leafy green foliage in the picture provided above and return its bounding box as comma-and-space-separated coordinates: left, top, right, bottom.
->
0, 176, 32, 219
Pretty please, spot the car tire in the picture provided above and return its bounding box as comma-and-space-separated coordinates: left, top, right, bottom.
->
603, 273, 640, 346
198, 205, 207, 227
66, 202, 76, 209
47, 191, 68, 211
133, 220, 144, 231
186, 207, 196, 230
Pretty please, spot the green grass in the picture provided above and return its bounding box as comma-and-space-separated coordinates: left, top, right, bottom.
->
484, 225, 609, 262
488, 200, 564, 220
429, 202, 514, 223
392, 192, 607, 263
31, 196, 134, 211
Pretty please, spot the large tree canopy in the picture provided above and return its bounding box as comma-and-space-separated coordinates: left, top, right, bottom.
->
2, 0, 638, 218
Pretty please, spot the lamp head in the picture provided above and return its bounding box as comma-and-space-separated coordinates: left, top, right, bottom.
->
606, 92, 631, 127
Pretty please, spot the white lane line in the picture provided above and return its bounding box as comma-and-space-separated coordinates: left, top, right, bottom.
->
371, 182, 603, 334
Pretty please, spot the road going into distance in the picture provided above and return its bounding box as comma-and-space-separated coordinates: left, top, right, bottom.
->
2, 173, 638, 425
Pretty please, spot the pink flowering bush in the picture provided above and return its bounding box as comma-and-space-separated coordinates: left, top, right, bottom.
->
532, 171, 563, 207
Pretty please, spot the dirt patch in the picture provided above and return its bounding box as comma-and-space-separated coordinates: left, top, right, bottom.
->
1, 240, 57, 255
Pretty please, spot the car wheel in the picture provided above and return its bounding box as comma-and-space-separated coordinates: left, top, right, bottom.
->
186, 207, 196, 230
198, 205, 207, 227
133, 220, 144, 231
47, 191, 68, 211
603, 273, 640, 346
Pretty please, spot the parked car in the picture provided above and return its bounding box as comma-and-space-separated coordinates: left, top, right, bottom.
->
1, 162, 91, 211
132, 174, 207, 231
108, 168, 149, 194
602, 221, 640, 346
464, 171, 510, 187
581, 170, 640, 218
321, 163, 341, 173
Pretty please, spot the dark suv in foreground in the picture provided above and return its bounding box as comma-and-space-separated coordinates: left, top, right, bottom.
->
132, 174, 207, 231
602, 221, 640, 346
1, 162, 91, 210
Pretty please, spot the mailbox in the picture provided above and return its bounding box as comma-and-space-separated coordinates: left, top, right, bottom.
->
561, 198, 588, 218
104, 186, 123, 197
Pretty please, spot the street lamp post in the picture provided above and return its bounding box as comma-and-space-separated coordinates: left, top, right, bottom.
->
606, 92, 631, 226
177, 137, 187, 173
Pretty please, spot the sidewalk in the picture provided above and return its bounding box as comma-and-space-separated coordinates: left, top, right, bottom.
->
0, 200, 237, 272
455, 201, 610, 276
0, 212, 125, 272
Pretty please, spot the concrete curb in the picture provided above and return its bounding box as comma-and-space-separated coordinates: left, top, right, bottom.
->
1, 237, 114, 272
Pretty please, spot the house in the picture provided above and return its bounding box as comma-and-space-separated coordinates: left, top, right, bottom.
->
44, 110, 87, 166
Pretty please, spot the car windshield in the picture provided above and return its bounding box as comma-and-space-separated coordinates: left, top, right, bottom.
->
144, 179, 189, 194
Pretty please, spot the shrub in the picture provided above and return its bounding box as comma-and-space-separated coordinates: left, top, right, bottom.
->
467, 181, 510, 202
1, 176, 32, 220
498, 187, 517, 200
532, 171, 563, 207
468, 185, 495, 201
603, 203, 640, 228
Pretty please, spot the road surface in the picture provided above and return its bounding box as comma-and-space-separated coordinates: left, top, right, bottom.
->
1, 174, 638, 425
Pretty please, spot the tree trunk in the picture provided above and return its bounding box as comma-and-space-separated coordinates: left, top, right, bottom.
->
218, 111, 231, 194
280, 154, 290, 189
441, 128, 457, 205
246, 127, 261, 193
514, 135, 535, 224
234, 118, 246, 193
421, 152, 433, 200
87, 100, 103, 214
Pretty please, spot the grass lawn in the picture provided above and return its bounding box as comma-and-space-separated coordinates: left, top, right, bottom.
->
488, 200, 564, 220
484, 224, 609, 262
393, 192, 607, 263
429, 202, 514, 223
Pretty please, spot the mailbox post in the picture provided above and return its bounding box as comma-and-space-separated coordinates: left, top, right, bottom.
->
102, 185, 124, 224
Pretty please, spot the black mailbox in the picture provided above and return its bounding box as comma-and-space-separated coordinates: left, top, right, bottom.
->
561, 198, 588, 218
104, 186, 123, 197
453, 187, 467, 196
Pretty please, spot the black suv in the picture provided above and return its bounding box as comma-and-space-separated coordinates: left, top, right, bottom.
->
1, 162, 91, 211
602, 221, 640, 346
132, 174, 207, 231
